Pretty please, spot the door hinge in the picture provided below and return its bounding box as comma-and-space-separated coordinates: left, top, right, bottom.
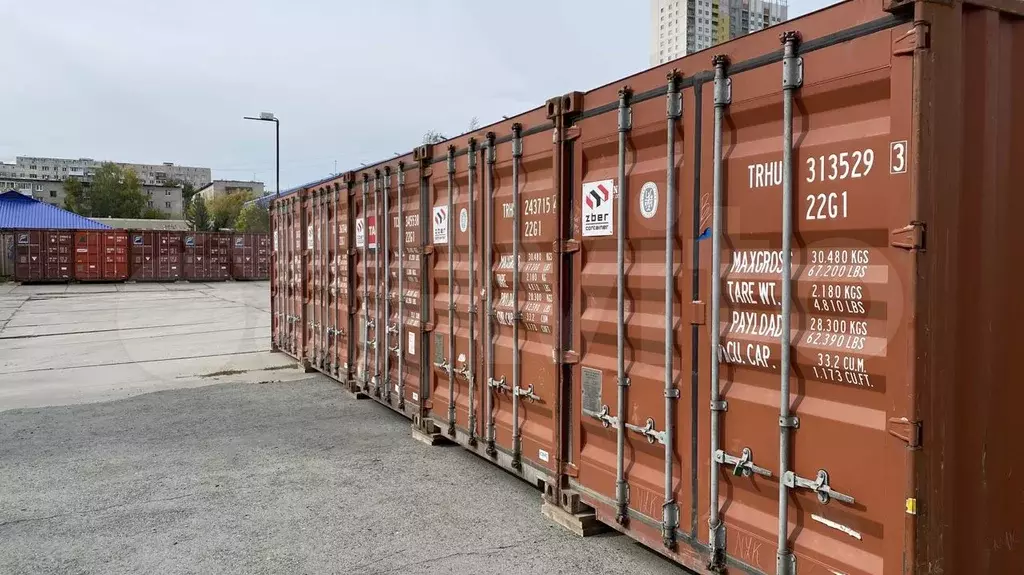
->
563, 125, 582, 141
555, 239, 580, 254
423, 245, 435, 256
561, 350, 580, 364
893, 21, 931, 56
891, 222, 925, 250
564, 462, 580, 478
887, 417, 922, 449
690, 300, 706, 325
422, 322, 435, 332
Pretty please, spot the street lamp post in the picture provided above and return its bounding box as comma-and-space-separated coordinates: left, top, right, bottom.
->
243, 112, 279, 196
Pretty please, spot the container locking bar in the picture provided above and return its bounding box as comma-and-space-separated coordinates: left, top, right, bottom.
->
586, 407, 665, 444
714, 447, 772, 478
445, 145, 457, 437
614, 87, 633, 525
510, 124, 524, 471
483, 132, 498, 456
776, 31, 803, 575
708, 53, 731, 571
488, 376, 510, 392
662, 68, 682, 550
782, 469, 854, 505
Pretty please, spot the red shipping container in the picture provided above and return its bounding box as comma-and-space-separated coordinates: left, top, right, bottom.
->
182, 232, 232, 281
129, 231, 183, 282
231, 232, 271, 280
14, 230, 73, 283
74, 230, 128, 281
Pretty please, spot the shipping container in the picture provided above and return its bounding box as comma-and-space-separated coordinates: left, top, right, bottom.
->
13, 229, 73, 282
182, 232, 232, 281
129, 231, 183, 282
74, 230, 128, 281
231, 232, 271, 280
271, 192, 307, 362
268, 0, 1024, 572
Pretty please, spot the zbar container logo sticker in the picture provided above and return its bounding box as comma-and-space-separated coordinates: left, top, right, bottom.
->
433, 206, 449, 244
582, 179, 614, 237
355, 218, 365, 248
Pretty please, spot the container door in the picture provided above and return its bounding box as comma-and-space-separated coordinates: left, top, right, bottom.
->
695, 22, 915, 575
15, 231, 41, 282
427, 148, 475, 434
272, 206, 285, 351
332, 186, 350, 380
483, 121, 561, 478
305, 196, 317, 366
290, 196, 306, 358
56, 232, 72, 280
398, 165, 423, 409
257, 233, 270, 279
569, 80, 696, 552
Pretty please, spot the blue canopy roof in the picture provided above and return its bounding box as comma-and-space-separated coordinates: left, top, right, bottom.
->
0, 191, 111, 230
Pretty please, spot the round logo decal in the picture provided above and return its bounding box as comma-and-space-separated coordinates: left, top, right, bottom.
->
459, 208, 468, 233
639, 181, 659, 219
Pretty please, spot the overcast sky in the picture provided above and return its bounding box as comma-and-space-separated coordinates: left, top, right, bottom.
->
1, 0, 836, 192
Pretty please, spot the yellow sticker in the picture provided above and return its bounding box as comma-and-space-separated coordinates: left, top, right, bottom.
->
906, 498, 917, 515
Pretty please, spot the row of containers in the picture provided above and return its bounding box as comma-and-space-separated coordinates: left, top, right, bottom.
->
269, 1, 1022, 574
12, 230, 270, 282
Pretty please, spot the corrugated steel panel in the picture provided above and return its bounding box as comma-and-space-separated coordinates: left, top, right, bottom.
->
14, 230, 73, 282
74, 230, 129, 281
231, 232, 270, 280
265, 1, 1024, 572
129, 231, 183, 281
0, 191, 110, 230
182, 232, 232, 281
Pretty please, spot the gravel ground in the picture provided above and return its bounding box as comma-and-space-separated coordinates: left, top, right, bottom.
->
0, 376, 685, 575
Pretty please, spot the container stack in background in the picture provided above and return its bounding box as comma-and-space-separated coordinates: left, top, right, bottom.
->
11, 230, 271, 283
267, 0, 1024, 573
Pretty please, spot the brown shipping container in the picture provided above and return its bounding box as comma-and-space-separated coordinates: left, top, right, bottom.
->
351, 174, 381, 395
74, 230, 128, 281
129, 231, 183, 282
14, 230, 73, 282
271, 192, 307, 362
383, 161, 423, 415
182, 232, 232, 281
231, 232, 271, 280
561, 1, 1024, 574
304, 182, 348, 374
264, 0, 1024, 572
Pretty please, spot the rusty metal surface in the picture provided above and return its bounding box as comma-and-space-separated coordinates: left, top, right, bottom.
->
74, 230, 128, 282
271, 193, 306, 361
129, 231, 183, 282
912, 2, 1024, 574
259, 1, 1023, 572
13, 229, 73, 282
230, 232, 270, 281
182, 232, 231, 282
568, 1, 921, 573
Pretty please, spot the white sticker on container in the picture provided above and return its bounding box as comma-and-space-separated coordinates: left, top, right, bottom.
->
355, 218, 365, 248
306, 225, 314, 250
811, 514, 862, 540
273, 231, 278, 251
538, 449, 549, 463
433, 206, 449, 244
639, 181, 658, 219
408, 331, 416, 356
412, 392, 419, 401
582, 179, 614, 237
459, 208, 468, 233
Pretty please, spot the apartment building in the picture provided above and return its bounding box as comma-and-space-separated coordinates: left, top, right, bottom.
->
651, 0, 788, 65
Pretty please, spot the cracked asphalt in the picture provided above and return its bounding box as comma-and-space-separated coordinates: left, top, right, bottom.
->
0, 282, 685, 574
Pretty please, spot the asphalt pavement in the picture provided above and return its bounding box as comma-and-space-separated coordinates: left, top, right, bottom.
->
0, 281, 685, 574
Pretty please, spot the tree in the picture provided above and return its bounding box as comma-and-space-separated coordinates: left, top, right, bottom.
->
166, 179, 198, 206
141, 207, 167, 219
236, 202, 270, 232
468, 116, 480, 131
63, 178, 87, 214
207, 191, 252, 230
422, 130, 446, 144
61, 163, 147, 218
187, 194, 211, 231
